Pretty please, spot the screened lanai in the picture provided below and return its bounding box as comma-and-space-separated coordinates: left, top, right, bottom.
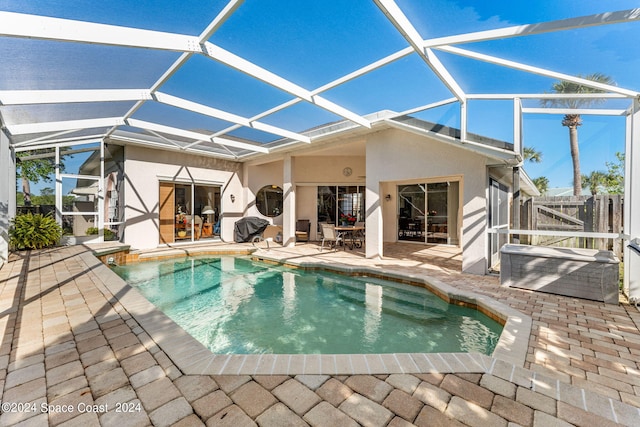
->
0, 1, 639, 297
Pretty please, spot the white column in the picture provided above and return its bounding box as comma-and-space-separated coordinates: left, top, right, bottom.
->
0, 130, 13, 268
98, 141, 105, 241
513, 97, 522, 157
55, 146, 62, 226
625, 100, 640, 299
460, 100, 468, 141
365, 175, 383, 259
282, 154, 296, 247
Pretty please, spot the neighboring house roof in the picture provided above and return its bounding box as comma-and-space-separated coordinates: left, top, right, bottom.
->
545, 187, 592, 197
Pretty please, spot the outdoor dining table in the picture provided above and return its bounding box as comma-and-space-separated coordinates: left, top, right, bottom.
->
334, 225, 365, 250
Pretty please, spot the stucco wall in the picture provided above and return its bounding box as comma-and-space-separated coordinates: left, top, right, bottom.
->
366, 129, 489, 274
246, 161, 284, 224
246, 156, 366, 237
123, 146, 242, 249
0, 131, 14, 268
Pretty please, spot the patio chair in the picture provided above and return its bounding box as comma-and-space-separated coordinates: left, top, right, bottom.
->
320, 223, 343, 252
295, 219, 311, 242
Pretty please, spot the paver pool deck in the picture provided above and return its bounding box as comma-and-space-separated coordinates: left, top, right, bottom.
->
1, 241, 640, 426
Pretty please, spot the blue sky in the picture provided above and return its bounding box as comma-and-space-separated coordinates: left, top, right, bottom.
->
2, 0, 638, 191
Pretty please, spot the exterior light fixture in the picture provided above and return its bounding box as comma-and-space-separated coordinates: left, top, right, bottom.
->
385, 194, 392, 201
230, 194, 235, 203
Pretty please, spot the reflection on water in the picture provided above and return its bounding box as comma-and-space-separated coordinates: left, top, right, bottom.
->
113, 256, 502, 355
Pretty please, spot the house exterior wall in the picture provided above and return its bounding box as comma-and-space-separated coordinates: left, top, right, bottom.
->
365, 128, 489, 274
123, 145, 242, 249
246, 160, 284, 224
246, 156, 367, 240
294, 155, 366, 240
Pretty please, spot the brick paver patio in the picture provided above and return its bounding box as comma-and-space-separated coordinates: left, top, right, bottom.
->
1, 242, 639, 426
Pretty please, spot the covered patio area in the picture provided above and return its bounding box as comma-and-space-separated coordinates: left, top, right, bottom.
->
1, 244, 639, 426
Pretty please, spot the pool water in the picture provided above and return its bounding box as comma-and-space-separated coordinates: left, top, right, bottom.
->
113, 256, 502, 355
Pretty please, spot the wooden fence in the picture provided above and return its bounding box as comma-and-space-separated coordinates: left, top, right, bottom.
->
520, 195, 624, 259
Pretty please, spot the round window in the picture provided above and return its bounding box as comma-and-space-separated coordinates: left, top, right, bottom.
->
256, 185, 283, 217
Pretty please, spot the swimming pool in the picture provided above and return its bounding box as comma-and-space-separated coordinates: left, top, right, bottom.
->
113, 256, 502, 355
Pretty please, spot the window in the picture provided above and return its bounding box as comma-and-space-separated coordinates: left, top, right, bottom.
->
256, 185, 283, 217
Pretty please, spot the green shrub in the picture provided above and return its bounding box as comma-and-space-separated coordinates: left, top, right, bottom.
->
86, 227, 116, 241
9, 213, 62, 250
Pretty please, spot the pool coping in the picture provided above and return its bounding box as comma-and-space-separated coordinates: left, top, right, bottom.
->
86, 249, 532, 376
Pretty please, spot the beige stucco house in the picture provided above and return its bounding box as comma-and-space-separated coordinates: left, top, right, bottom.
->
112, 112, 536, 275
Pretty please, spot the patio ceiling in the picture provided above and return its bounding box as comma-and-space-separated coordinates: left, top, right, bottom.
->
0, 1, 638, 160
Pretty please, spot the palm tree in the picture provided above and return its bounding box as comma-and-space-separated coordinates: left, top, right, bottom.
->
542, 73, 615, 196
532, 176, 549, 195
523, 146, 542, 163
581, 170, 608, 195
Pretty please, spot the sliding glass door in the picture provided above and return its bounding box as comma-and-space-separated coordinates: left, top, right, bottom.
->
317, 185, 365, 230
397, 181, 459, 245
159, 182, 221, 244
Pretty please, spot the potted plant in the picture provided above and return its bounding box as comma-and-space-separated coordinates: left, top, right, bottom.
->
339, 213, 356, 226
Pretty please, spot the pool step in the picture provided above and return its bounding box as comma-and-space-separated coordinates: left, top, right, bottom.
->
333, 282, 448, 322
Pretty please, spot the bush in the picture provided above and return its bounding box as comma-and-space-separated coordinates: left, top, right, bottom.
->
9, 213, 62, 250
86, 227, 116, 241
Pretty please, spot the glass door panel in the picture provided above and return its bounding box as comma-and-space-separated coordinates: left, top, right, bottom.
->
489, 179, 509, 269
426, 183, 448, 244
195, 185, 221, 239
317, 186, 337, 230
398, 184, 425, 242
61, 175, 100, 244
398, 182, 459, 245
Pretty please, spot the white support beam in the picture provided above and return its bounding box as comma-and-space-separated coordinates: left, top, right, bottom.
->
110, 133, 237, 160
513, 98, 522, 158
460, 101, 468, 141
424, 8, 640, 48
373, 0, 466, 101
126, 118, 269, 153
385, 97, 458, 118
467, 93, 628, 100
0, 89, 152, 105
0, 11, 201, 52
522, 107, 627, 116
107, 2, 244, 139
12, 129, 81, 147
6, 117, 124, 135
210, 47, 415, 140
154, 92, 251, 127
312, 47, 414, 94
202, 42, 371, 128
13, 137, 105, 152
154, 92, 311, 143
437, 45, 639, 98
199, 0, 245, 39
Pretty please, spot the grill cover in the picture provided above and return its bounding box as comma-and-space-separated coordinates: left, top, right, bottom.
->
234, 217, 270, 242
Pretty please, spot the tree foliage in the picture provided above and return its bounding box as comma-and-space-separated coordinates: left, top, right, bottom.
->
581, 170, 608, 195
581, 152, 625, 195
532, 176, 549, 195
16, 149, 67, 206
9, 213, 62, 250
